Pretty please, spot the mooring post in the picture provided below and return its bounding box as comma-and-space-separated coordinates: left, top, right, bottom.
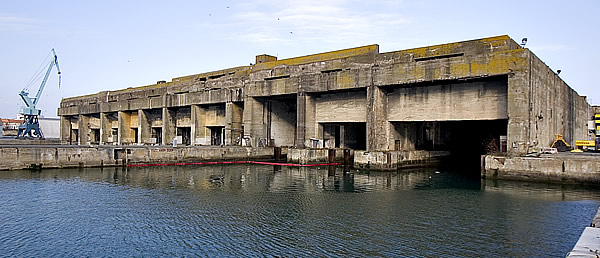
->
328, 149, 336, 163
274, 146, 282, 162
343, 149, 351, 172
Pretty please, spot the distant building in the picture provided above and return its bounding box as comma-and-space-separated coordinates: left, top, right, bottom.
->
1, 119, 22, 136
58, 35, 590, 154
0, 117, 60, 138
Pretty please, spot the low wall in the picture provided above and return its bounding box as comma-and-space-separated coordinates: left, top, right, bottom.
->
354, 150, 451, 170
483, 154, 600, 184
286, 148, 349, 164
0, 146, 275, 170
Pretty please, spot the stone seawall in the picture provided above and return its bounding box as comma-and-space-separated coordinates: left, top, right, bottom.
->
483, 154, 600, 184
0, 146, 276, 170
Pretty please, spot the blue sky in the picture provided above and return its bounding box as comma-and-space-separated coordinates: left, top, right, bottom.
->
2, 0, 599, 118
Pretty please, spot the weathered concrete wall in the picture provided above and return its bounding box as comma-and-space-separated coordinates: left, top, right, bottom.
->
527, 52, 591, 148
387, 79, 508, 121
286, 148, 346, 164
354, 150, 451, 170
270, 99, 296, 146
315, 90, 366, 123
483, 154, 600, 184
0, 146, 275, 170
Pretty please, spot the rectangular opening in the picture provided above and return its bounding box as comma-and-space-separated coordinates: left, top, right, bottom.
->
131, 128, 138, 144
264, 75, 290, 81
208, 74, 225, 80
176, 127, 191, 146
209, 126, 224, 146
91, 129, 100, 144
414, 53, 464, 62
70, 129, 79, 145
321, 68, 343, 74
151, 127, 162, 145
199, 77, 207, 82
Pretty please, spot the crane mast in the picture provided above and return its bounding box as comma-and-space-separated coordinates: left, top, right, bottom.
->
17, 49, 61, 139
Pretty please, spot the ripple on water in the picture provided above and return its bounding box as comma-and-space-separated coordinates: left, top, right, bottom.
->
0, 165, 598, 256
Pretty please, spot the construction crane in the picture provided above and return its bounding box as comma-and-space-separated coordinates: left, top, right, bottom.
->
17, 48, 61, 139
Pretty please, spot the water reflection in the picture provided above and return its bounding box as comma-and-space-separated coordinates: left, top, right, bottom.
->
0, 164, 599, 257
1, 164, 599, 201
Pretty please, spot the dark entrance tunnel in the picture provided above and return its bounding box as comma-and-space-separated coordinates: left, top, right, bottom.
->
393, 119, 508, 172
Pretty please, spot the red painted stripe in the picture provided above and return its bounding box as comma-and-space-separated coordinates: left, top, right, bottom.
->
126, 161, 342, 167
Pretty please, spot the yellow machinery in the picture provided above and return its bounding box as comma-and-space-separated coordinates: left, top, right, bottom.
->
551, 134, 570, 152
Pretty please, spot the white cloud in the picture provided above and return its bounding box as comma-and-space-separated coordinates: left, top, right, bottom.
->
0, 16, 41, 32
227, 0, 411, 45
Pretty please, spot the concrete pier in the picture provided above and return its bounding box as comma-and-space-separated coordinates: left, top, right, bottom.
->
483, 153, 600, 184
567, 207, 600, 257
0, 145, 276, 170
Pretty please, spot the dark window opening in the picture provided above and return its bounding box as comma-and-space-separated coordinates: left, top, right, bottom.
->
414, 53, 464, 62
321, 68, 343, 74
151, 127, 162, 145
209, 74, 225, 79
209, 126, 224, 146
176, 127, 191, 146
132, 128, 138, 144
91, 129, 100, 144
265, 75, 290, 81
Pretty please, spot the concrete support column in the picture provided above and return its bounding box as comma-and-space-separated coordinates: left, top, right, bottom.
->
225, 102, 243, 146
305, 94, 317, 141
366, 85, 388, 151
507, 70, 531, 154
118, 111, 132, 145
191, 105, 205, 145
60, 116, 71, 145
99, 112, 110, 145
78, 114, 90, 145
296, 92, 306, 148
162, 107, 176, 146
242, 96, 266, 147
138, 110, 151, 145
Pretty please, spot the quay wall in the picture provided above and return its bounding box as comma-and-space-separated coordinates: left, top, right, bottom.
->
0, 146, 275, 170
483, 154, 600, 184
567, 207, 600, 256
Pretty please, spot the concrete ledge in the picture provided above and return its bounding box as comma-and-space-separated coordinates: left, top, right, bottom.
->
354, 150, 450, 170
567, 207, 600, 257
286, 148, 349, 164
0, 146, 275, 170
483, 154, 600, 184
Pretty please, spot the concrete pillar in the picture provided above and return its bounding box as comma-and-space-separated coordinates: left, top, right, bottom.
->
118, 111, 132, 145
242, 96, 266, 147
296, 93, 306, 148
191, 104, 208, 145
162, 107, 176, 146
507, 69, 531, 154
225, 102, 243, 145
305, 94, 317, 141
138, 110, 151, 145
99, 112, 110, 145
78, 114, 90, 145
60, 116, 71, 145
366, 85, 388, 151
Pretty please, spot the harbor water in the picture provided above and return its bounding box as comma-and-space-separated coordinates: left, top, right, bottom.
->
0, 164, 598, 256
